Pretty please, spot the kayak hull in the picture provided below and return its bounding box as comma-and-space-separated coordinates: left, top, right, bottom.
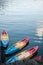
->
6, 46, 39, 63
1, 30, 9, 48
5, 46, 19, 55
34, 56, 42, 61
1, 40, 9, 48
5, 37, 30, 55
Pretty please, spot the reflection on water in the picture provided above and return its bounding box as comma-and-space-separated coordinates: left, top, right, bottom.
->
35, 19, 43, 44
36, 28, 43, 37
0, 0, 43, 61
35, 19, 43, 57
36, 19, 43, 38
35, 27, 43, 44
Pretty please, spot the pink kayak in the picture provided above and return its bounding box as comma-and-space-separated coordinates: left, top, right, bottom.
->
1, 30, 9, 48
5, 37, 30, 55
34, 56, 42, 61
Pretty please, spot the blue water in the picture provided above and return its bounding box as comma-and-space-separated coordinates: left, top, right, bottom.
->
0, 0, 43, 60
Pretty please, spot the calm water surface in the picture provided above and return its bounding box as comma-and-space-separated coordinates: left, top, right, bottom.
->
0, 0, 43, 60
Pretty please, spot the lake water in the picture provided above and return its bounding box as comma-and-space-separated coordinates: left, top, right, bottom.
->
0, 0, 43, 61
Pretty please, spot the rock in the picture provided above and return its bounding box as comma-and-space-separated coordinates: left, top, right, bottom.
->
1, 58, 43, 65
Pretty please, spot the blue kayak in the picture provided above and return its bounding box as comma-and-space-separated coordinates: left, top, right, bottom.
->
1, 30, 9, 48
5, 37, 30, 55
6, 46, 39, 63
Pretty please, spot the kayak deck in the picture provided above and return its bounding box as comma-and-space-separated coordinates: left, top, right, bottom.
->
1, 30, 9, 47
5, 37, 30, 55
6, 46, 39, 63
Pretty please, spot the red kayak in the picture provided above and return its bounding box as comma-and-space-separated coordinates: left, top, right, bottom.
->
5, 37, 30, 55
34, 56, 42, 61
1, 30, 9, 48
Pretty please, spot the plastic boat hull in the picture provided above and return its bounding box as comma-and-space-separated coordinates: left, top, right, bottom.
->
1, 30, 9, 48
5, 37, 30, 55
6, 46, 39, 63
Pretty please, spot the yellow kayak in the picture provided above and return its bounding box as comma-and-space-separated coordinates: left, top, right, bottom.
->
5, 37, 30, 55
1, 30, 9, 48
6, 46, 39, 63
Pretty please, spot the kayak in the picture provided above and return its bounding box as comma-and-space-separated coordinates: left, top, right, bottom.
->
5, 37, 30, 55
6, 46, 39, 63
1, 30, 9, 48
34, 56, 42, 61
